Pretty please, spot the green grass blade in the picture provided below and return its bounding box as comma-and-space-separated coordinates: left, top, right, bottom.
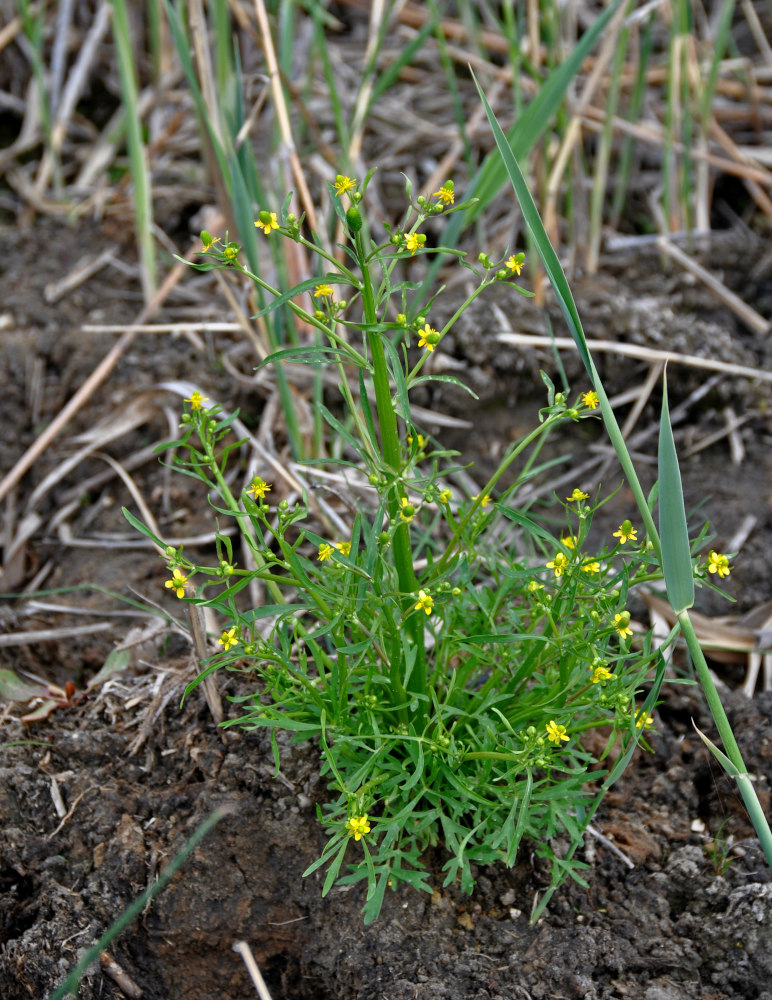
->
472, 70, 661, 558
417, 0, 625, 306
49, 807, 230, 999
463, 0, 625, 226
109, 0, 156, 300
657, 370, 694, 613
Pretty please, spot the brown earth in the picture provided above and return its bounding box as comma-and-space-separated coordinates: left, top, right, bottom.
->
1, 214, 772, 1000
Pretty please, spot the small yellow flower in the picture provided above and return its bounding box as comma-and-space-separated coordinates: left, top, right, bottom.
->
591, 664, 613, 684
218, 627, 239, 651
433, 182, 454, 205
200, 232, 220, 253
414, 589, 434, 615
185, 391, 209, 411
707, 551, 730, 578
334, 175, 356, 197
334, 541, 351, 556
345, 814, 371, 841
406, 433, 426, 448
164, 567, 188, 599
505, 254, 524, 276
255, 211, 279, 235
417, 323, 438, 352
438, 488, 452, 504
247, 477, 271, 500
317, 543, 334, 562
473, 493, 491, 508
314, 284, 334, 298
399, 497, 416, 523
527, 580, 544, 593
581, 390, 600, 410
614, 612, 633, 638
546, 551, 569, 578
561, 535, 577, 550
635, 708, 654, 730
546, 720, 569, 744
613, 521, 638, 545
566, 488, 589, 502
582, 560, 601, 573
405, 232, 425, 255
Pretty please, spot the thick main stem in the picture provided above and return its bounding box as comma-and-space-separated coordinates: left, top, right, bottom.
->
356, 231, 426, 724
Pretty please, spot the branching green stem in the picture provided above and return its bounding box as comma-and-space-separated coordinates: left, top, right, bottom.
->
355, 229, 426, 725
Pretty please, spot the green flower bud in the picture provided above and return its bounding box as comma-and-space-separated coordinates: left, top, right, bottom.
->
346, 205, 363, 233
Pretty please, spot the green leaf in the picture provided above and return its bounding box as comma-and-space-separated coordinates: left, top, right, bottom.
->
259, 344, 366, 370
321, 840, 350, 896
0, 669, 48, 702
252, 276, 354, 319
87, 648, 131, 690
657, 371, 694, 613
122, 507, 164, 547
464, 0, 625, 227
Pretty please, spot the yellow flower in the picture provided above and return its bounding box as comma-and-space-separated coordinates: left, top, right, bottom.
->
334, 175, 356, 197
218, 627, 239, 651
185, 391, 209, 411
561, 535, 577, 550
545, 720, 569, 744
581, 391, 600, 410
417, 323, 438, 352
613, 521, 638, 545
635, 708, 654, 730
406, 433, 426, 448
247, 477, 271, 500
582, 560, 601, 573
255, 211, 279, 235
505, 254, 524, 276
438, 488, 452, 504
345, 814, 371, 841
546, 551, 569, 578
164, 567, 188, 599
317, 543, 334, 562
200, 232, 220, 253
613, 612, 633, 638
433, 182, 454, 205
707, 551, 730, 578
527, 580, 544, 593
405, 232, 425, 255
566, 488, 589, 502
473, 493, 491, 508
591, 664, 613, 684
414, 589, 434, 615
314, 283, 334, 298
399, 497, 416, 523
334, 541, 351, 556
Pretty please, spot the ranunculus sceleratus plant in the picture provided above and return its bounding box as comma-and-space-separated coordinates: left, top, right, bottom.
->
125, 174, 725, 923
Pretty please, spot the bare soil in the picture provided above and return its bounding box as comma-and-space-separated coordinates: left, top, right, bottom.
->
2, 215, 772, 1000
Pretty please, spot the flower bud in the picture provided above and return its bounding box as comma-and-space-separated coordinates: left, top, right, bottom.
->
346, 205, 363, 233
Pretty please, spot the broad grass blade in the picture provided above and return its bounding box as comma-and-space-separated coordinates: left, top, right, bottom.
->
658, 370, 694, 613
